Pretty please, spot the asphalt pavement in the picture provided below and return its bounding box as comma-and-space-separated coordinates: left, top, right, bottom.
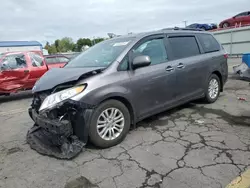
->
0, 59, 249, 188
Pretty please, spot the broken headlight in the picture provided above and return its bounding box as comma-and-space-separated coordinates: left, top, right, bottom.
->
39, 85, 86, 112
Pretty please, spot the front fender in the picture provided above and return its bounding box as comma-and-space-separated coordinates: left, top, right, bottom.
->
80, 85, 137, 123
81, 85, 131, 104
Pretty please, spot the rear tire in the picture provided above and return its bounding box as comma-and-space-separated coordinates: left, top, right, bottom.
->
89, 100, 131, 148
204, 74, 221, 103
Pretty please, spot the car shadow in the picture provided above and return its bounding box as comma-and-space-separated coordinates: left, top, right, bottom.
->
136, 102, 197, 127
0, 91, 33, 103
85, 102, 199, 150
229, 73, 250, 81
85, 99, 250, 152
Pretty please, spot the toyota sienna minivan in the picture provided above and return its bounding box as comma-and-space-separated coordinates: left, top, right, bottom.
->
27, 28, 228, 158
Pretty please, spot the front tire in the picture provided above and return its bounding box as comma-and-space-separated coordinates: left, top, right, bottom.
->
222, 22, 229, 28
204, 74, 221, 103
89, 100, 131, 148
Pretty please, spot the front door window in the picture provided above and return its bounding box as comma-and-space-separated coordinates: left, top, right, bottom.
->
132, 38, 168, 65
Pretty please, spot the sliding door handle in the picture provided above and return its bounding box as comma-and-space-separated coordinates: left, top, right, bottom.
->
177, 63, 185, 69
166, 66, 174, 72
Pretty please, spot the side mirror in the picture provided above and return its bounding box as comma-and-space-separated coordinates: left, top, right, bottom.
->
132, 55, 151, 69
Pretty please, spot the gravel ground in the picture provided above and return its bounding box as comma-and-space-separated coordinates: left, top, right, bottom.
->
0, 59, 249, 188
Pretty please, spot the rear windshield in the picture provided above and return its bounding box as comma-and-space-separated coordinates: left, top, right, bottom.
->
65, 37, 134, 68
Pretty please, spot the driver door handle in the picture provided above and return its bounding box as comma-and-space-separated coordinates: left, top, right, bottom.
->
24, 70, 29, 73
177, 63, 185, 69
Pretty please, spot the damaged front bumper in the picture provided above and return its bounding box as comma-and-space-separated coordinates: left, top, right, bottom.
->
27, 99, 94, 159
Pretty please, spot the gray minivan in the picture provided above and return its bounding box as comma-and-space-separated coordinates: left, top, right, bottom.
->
28, 28, 228, 158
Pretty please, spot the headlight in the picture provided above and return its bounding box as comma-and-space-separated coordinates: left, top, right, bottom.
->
39, 85, 86, 111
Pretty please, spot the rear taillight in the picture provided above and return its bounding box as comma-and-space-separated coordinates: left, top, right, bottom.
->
224, 54, 228, 59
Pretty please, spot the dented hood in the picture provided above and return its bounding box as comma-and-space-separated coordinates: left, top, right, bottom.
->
32, 67, 104, 93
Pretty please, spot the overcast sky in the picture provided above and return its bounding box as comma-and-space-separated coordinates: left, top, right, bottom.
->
1, 0, 249, 45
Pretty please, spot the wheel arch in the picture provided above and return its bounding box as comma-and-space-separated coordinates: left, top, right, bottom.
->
222, 21, 230, 27
100, 96, 136, 126
211, 70, 223, 92
81, 85, 137, 126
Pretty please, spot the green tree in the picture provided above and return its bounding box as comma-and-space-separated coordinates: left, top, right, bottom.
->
48, 44, 57, 54
44, 42, 50, 51
72, 43, 77, 52
76, 38, 92, 52
92, 38, 105, 45
57, 37, 74, 52
54, 39, 60, 51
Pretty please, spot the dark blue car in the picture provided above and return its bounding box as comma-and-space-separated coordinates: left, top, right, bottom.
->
187, 23, 217, 31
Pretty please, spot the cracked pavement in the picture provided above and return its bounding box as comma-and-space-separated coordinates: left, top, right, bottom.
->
0, 60, 249, 188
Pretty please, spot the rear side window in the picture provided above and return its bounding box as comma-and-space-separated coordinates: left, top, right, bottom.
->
45, 57, 57, 64
29, 52, 44, 67
235, 12, 248, 17
197, 34, 220, 53
168, 36, 200, 59
57, 57, 69, 63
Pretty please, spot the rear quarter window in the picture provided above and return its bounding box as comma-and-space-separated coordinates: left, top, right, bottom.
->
197, 34, 221, 53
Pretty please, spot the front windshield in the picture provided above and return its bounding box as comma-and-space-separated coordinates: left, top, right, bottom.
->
65, 37, 134, 68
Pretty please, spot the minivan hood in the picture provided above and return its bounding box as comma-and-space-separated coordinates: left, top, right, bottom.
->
32, 67, 104, 93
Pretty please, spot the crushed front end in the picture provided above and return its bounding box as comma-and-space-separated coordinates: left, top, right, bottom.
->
27, 92, 94, 159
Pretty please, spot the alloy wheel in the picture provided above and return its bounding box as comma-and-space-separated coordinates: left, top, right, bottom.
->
96, 108, 125, 141
208, 78, 219, 99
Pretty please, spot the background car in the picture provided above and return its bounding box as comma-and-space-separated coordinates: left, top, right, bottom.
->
219, 11, 250, 28
186, 23, 217, 31
0, 51, 48, 94
44, 54, 69, 68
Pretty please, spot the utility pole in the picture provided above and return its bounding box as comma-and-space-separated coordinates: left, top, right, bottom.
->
183, 20, 188, 27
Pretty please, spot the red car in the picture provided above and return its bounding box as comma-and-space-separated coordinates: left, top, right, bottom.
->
0, 51, 49, 95
44, 55, 69, 68
219, 11, 250, 28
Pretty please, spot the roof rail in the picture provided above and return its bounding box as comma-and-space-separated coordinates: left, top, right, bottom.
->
162, 27, 204, 31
